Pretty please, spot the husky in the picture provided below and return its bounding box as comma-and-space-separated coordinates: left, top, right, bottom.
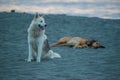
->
27, 13, 61, 62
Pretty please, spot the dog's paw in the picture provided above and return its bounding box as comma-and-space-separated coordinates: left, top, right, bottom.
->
36, 59, 41, 62
25, 59, 32, 62
73, 46, 77, 49
36, 60, 41, 62
27, 60, 32, 62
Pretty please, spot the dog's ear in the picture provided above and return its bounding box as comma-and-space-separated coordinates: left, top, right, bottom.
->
86, 40, 92, 47
34, 12, 39, 19
41, 14, 45, 18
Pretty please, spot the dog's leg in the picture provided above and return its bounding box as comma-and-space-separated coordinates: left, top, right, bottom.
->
73, 43, 80, 48
77, 44, 87, 48
58, 43, 67, 46
37, 37, 44, 62
50, 42, 66, 47
27, 43, 33, 62
50, 42, 59, 47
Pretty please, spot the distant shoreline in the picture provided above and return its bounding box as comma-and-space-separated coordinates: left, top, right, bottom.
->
0, 11, 120, 20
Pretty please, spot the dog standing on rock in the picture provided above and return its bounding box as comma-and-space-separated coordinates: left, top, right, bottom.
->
27, 13, 61, 62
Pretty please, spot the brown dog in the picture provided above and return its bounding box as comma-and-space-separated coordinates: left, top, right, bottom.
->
50, 37, 105, 49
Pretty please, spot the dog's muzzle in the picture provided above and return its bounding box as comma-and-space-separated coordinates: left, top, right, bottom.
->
93, 46, 99, 49
38, 24, 47, 30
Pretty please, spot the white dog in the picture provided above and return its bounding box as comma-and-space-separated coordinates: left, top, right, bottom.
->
27, 13, 61, 62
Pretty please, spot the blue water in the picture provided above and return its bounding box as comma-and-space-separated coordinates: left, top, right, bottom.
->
0, 12, 120, 80
0, 0, 120, 19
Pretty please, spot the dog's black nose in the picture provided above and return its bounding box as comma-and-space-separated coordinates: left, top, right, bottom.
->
38, 24, 41, 27
45, 24, 47, 27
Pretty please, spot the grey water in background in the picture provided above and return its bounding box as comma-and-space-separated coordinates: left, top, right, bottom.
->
0, 0, 120, 19
0, 12, 120, 80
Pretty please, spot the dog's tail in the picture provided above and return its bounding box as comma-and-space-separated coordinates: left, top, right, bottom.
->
46, 50, 61, 59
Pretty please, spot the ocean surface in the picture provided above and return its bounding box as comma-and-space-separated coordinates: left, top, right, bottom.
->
0, 0, 120, 19
0, 12, 120, 80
